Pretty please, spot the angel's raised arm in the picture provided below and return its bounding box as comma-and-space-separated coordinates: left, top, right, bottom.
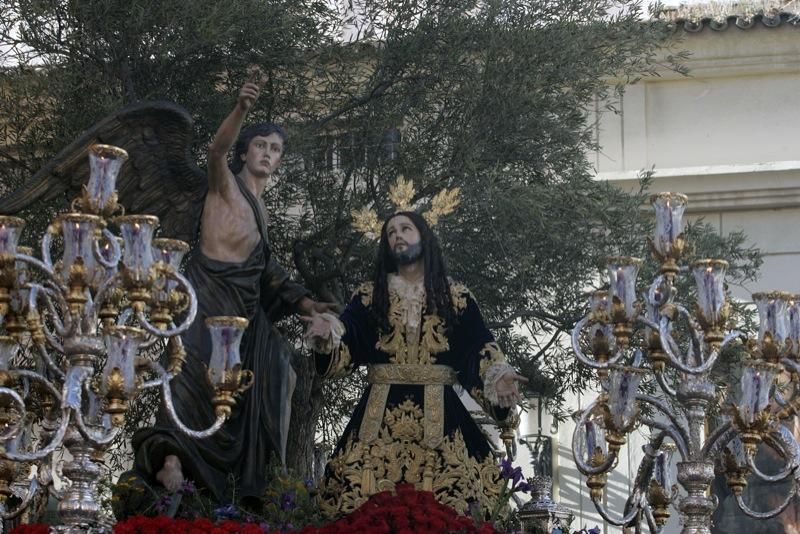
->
207, 83, 260, 195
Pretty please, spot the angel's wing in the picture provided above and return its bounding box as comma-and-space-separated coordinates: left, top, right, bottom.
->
0, 101, 208, 244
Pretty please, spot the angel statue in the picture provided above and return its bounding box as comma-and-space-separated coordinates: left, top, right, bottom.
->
0, 82, 333, 509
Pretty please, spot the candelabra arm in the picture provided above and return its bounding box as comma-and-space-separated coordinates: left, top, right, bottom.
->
73, 405, 120, 448
640, 417, 689, 460
17, 252, 54, 279
139, 331, 163, 351
774, 388, 789, 407
0, 478, 40, 520
2, 409, 69, 462
571, 314, 624, 369
28, 284, 70, 339
591, 493, 645, 527
161, 375, 226, 439
782, 358, 800, 375
138, 360, 167, 390
749, 425, 800, 483
84, 272, 120, 323
745, 450, 796, 483
658, 315, 718, 374
40, 228, 54, 268
572, 401, 618, 475
701, 421, 734, 458
32, 341, 65, 383
135, 271, 197, 337
643, 502, 663, 534
735, 484, 797, 520
655, 371, 677, 399
637, 394, 690, 456
12, 370, 62, 405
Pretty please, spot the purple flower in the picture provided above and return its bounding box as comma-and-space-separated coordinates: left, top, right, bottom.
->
280, 490, 296, 511
213, 503, 240, 520
154, 494, 172, 514
179, 480, 197, 495
588, 527, 601, 534
514, 480, 532, 494
500, 457, 514, 480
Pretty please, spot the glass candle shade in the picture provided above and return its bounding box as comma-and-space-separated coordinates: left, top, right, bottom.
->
60, 213, 101, 282
753, 291, 790, 350
115, 215, 159, 282
650, 192, 688, 257
102, 326, 144, 397
10, 246, 32, 314
739, 361, 778, 426
152, 238, 190, 293
206, 316, 249, 386
692, 259, 728, 326
0, 216, 25, 256
607, 365, 645, 432
577, 418, 607, 465
86, 144, 128, 213
654, 444, 676, 490
607, 256, 642, 322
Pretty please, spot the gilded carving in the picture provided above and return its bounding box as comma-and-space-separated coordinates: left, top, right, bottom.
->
319, 398, 503, 518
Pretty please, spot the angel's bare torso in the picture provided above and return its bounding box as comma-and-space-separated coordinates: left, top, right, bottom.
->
199, 180, 263, 263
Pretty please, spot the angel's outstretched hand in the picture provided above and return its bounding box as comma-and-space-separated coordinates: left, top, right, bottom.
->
237, 82, 260, 112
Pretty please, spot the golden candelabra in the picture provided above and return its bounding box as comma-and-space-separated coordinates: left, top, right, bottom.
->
571, 192, 800, 533
0, 145, 250, 531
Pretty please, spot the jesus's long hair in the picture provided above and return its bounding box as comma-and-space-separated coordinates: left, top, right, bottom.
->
371, 211, 455, 333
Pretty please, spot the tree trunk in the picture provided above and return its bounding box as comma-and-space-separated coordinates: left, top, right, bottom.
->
286, 350, 324, 479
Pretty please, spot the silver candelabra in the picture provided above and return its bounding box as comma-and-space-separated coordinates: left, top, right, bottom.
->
570, 192, 800, 533
0, 145, 250, 531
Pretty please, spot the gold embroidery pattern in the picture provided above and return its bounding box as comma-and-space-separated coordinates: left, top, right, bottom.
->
353, 282, 374, 307
424, 383, 444, 448
319, 399, 502, 518
479, 342, 506, 381
449, 281, 471, 313
419, 314, 449, 364
366, 364, 456, 385
321, 344, 352, 379
359, 383, 390, 443
361, 364, 454, 445
376, 290, 408, 362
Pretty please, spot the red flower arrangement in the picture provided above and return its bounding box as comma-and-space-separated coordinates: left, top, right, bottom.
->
11, 484, 497, 534
11, 517, 269, 534
112, 516, 268, 533
299, 484, 500, 534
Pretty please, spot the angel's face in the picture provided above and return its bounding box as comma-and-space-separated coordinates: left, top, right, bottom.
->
242, 133, 284, 178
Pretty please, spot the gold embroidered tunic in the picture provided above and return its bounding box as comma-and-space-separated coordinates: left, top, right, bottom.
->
314, 275, 513, 517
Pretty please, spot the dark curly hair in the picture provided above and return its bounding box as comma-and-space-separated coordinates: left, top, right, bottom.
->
371, 211, 455, 333
230, 122, 287, 174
